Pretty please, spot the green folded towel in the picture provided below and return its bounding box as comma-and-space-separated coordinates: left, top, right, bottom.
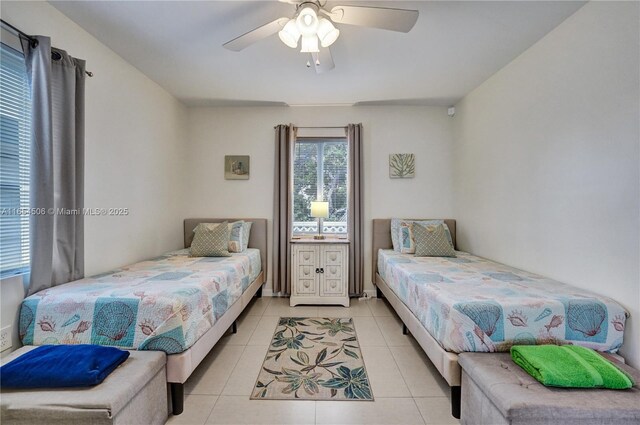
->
510, 345, 634, 389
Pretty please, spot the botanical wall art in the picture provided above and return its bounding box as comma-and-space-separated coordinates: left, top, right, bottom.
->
225, 155, 250, 180
389, 153, 415, 178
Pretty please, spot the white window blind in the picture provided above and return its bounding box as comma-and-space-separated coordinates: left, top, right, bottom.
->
292, 138, 348, 235
0, 42, 31, 277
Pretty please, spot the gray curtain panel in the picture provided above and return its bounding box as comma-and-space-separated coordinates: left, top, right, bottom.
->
347, 123, 364, 296
272, 124, 295, 295
22, 36, 85, 295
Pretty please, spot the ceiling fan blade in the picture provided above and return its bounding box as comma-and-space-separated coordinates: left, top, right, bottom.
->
223, 17, 289, 51
310, 47, 335, 74
329, 5, 418, 32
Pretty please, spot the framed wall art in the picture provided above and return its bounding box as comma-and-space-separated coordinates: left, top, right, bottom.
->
225, 155, 250, 180
389, 153, 415, 178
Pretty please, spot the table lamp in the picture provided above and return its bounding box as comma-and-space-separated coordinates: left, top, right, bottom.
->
310, 201, 329, 240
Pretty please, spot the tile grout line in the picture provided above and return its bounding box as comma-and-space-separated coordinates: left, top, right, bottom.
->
220, 296, 272, 395
412, 396, 429, 425
202, 393, 221, 425
376, 319, 414, 396
218, 344, 250, 397
388, 345, 421, 398
372, 314, 391, 348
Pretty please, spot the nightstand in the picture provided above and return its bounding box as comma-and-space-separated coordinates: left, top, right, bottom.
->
290, 239, 349, 307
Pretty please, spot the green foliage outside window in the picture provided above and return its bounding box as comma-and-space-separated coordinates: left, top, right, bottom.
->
292, 139, 348, 231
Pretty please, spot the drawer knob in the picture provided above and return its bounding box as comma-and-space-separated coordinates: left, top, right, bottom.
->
304, 253, 310, 260
304, 282, 310, 288
304, 266, 310, 276
331, 282, 337, 288
330, 254, 337, 261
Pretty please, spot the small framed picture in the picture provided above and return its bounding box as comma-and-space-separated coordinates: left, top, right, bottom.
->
389, 153, 415, 178
225, 155, 250, 180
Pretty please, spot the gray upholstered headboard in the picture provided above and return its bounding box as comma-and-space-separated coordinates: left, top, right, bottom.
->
184, 218, 268, 279
371, 219, 457, 282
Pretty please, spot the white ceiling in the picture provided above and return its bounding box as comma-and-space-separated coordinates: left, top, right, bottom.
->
50, 1, 585, 106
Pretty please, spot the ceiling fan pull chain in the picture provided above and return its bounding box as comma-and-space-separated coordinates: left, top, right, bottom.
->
306, 60, 311, 68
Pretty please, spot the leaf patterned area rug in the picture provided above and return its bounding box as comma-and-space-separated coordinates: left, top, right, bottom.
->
251, 317, 374, 401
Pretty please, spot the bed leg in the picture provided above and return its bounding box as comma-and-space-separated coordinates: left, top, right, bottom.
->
170, 383, 184, 415
376, 286, 384, 299
402, 323, 410, 335
231, 321, 237, 334
451, 385, 461, 419
256, 285, 263, 298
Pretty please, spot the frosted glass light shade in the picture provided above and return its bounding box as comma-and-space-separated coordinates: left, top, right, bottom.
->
317, 18, 339, 47
310, 201, 329, 218
278, 19, 301, 48
296, 7, 319, 36
300, 35, 319, 53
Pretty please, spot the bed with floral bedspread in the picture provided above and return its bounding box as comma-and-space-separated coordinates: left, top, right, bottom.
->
19, 248, 261, 354
378, 249, 627, 353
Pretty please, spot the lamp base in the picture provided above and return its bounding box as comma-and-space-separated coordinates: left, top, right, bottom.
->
313, 235, 326, 240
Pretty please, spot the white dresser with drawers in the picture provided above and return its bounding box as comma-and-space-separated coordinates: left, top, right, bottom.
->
290, 239, 349, 307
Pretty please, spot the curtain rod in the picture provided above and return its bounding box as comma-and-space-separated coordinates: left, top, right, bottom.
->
296, 126, 347, 129
274, 125, 347, 130
1, 19, 93, 77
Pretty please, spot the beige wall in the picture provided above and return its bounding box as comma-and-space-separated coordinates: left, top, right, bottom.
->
0, 1, 188, 353
452, 1, 640, 367
185, 105, 455, 294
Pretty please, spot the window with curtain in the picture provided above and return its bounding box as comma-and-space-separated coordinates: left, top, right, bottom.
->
0, 42, 31, 277
292, 137, 348, 235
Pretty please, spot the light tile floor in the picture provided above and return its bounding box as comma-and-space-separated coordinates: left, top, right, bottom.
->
167, 297, 459, 425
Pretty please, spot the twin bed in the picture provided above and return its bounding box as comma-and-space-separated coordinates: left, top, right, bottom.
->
372, 219, 628, 418
18, 218, 267, 415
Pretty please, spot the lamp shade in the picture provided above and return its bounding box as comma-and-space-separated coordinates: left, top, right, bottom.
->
310, 201, 329, 218
296, 6, 319, 36
317, 18, 339, 47
278, 19, 300, 48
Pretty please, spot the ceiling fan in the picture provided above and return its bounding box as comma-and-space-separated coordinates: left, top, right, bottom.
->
223, 0, 419, 73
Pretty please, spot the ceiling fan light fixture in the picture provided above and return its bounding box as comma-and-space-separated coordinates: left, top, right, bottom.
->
278, 19, 301, 48
300, 35, 319, 53
296, 6, 319, 36
317, 18, 339, 47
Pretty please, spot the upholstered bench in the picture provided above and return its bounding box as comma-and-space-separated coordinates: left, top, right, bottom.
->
459, 352, 640, 425
1, 346, 168, 425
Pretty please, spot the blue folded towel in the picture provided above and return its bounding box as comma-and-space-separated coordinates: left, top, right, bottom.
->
0, 345, 130, 388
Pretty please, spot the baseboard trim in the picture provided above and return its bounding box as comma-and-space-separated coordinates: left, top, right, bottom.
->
363, 289, 377, 299
261, 288, 378, 299
262, 287, 276, 297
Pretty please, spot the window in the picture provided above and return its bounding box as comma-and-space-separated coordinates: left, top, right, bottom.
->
292, 138, 348, 235
0, 42, 31, 277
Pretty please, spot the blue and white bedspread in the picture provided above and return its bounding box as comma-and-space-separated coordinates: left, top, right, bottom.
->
378, 250, 628, 353
19, 249, 262, 354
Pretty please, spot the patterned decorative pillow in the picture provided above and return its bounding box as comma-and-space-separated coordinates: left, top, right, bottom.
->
413, 223, 456, 257
192, 221, 245, 253
391, 218, 453, 253
190, 221, 231, 257
228, 221, 245, 253
241, 221, 252, 251
390, 218, 403, 251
